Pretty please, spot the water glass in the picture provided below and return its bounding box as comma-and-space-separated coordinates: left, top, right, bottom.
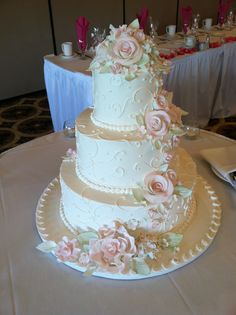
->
184, 125, 200, 139
183, 117, 200, 139
63, 119, 75, 138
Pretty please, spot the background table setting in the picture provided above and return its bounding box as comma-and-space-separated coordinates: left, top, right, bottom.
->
44, 38, 236, 132
1, 129, 236, 315
44, 2, 236, 132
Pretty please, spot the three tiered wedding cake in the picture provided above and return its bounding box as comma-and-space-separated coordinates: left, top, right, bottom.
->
36, 20, 219, 279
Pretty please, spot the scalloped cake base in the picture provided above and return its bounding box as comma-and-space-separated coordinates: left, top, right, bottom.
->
36, 176, 221, 280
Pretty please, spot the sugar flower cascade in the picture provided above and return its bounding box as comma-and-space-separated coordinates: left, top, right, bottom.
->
134, 89, 191, 207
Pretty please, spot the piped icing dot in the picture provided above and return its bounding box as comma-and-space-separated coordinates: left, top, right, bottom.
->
115, 167, 125, 177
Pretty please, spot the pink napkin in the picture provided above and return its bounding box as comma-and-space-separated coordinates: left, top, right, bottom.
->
76, 16, 90, 52
137, 7, 149, 31
181, 6, 192, 33
218, 0, 232, 24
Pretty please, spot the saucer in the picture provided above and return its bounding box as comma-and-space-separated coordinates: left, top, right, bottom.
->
60, 53, 77, 59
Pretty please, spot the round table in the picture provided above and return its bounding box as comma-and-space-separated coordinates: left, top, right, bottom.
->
0, 131, 236, 315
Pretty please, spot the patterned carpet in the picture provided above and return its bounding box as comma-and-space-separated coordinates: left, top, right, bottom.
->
0, 91, 235, 154
0, 91, 53, 154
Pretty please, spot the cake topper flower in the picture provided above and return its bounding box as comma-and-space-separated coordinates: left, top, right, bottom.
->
89, 19, 170, 80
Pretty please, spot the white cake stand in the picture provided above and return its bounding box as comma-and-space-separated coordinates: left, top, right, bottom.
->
36, 176, 221, 280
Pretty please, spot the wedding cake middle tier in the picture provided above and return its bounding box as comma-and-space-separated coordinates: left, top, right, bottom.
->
75, 108, 183, 195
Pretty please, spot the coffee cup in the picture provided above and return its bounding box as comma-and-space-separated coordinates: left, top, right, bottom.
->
184, 35, 196, 48
61, 42, 73, 56
202, 18, 213, 30
166, 25, 176, 37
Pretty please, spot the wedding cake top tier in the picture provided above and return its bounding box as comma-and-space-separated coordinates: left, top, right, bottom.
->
89, 19, 171, 131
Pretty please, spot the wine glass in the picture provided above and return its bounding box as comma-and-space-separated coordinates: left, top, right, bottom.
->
191, 13, 200, 34
63, 119, 75, 138
226, 11, 234, 30
90, 27, 106, 53
148, 16, 159, 41
78, 39, 88, 60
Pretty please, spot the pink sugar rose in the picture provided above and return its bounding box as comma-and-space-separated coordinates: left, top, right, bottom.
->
112, 34, 143, 66
145, 109, 171, 138
144, 172, 174, 204
133, 29, 145, 42
168, 104, 183, 124
89, 222, 136, 273
55, 237, 81, 262
111, 63, 122, 74
78, 252, 90, 267
155, 94, 169, 110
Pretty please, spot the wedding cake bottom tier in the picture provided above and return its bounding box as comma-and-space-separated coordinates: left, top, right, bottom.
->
59, 148, 197, 235
36, 175, 221, 279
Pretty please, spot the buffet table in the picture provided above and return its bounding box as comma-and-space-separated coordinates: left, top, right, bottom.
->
44, 39, 236, 132
1, 131, 236, 315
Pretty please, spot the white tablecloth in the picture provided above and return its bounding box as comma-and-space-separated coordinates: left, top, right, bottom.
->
164, 42, 236, 127
44, 55, 92, 132
1, 131, 236, 315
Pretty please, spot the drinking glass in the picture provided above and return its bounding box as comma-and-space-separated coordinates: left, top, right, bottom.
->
148, 16, 159, 41
78, 39, 88, 60
226, 11, 233, 30
63, 119, 75, 138
183, 117, 200, 139
90, 27, 106, 55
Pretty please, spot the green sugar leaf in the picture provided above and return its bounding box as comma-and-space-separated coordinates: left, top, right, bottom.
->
132, 188, 145, 203
174, 185, 192, 198
163, 233, 183, 248
36, 240, 57, 253
136, 114, 144, 126
133, 257, 151, 275
77, 231, 99, 245
129, 19, 140, 29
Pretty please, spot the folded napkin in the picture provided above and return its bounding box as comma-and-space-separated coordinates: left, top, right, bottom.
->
76, 16, 90, 52
201, 145, 236, 188
181, 6, 192, 33
218, 0, 231, 24
137, 7, 149, 31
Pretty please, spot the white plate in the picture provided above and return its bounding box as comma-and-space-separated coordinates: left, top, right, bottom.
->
211, 166, 229, 182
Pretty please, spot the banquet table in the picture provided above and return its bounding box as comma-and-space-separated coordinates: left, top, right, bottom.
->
44, 34, 236, 132
1, 131, 236, 315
